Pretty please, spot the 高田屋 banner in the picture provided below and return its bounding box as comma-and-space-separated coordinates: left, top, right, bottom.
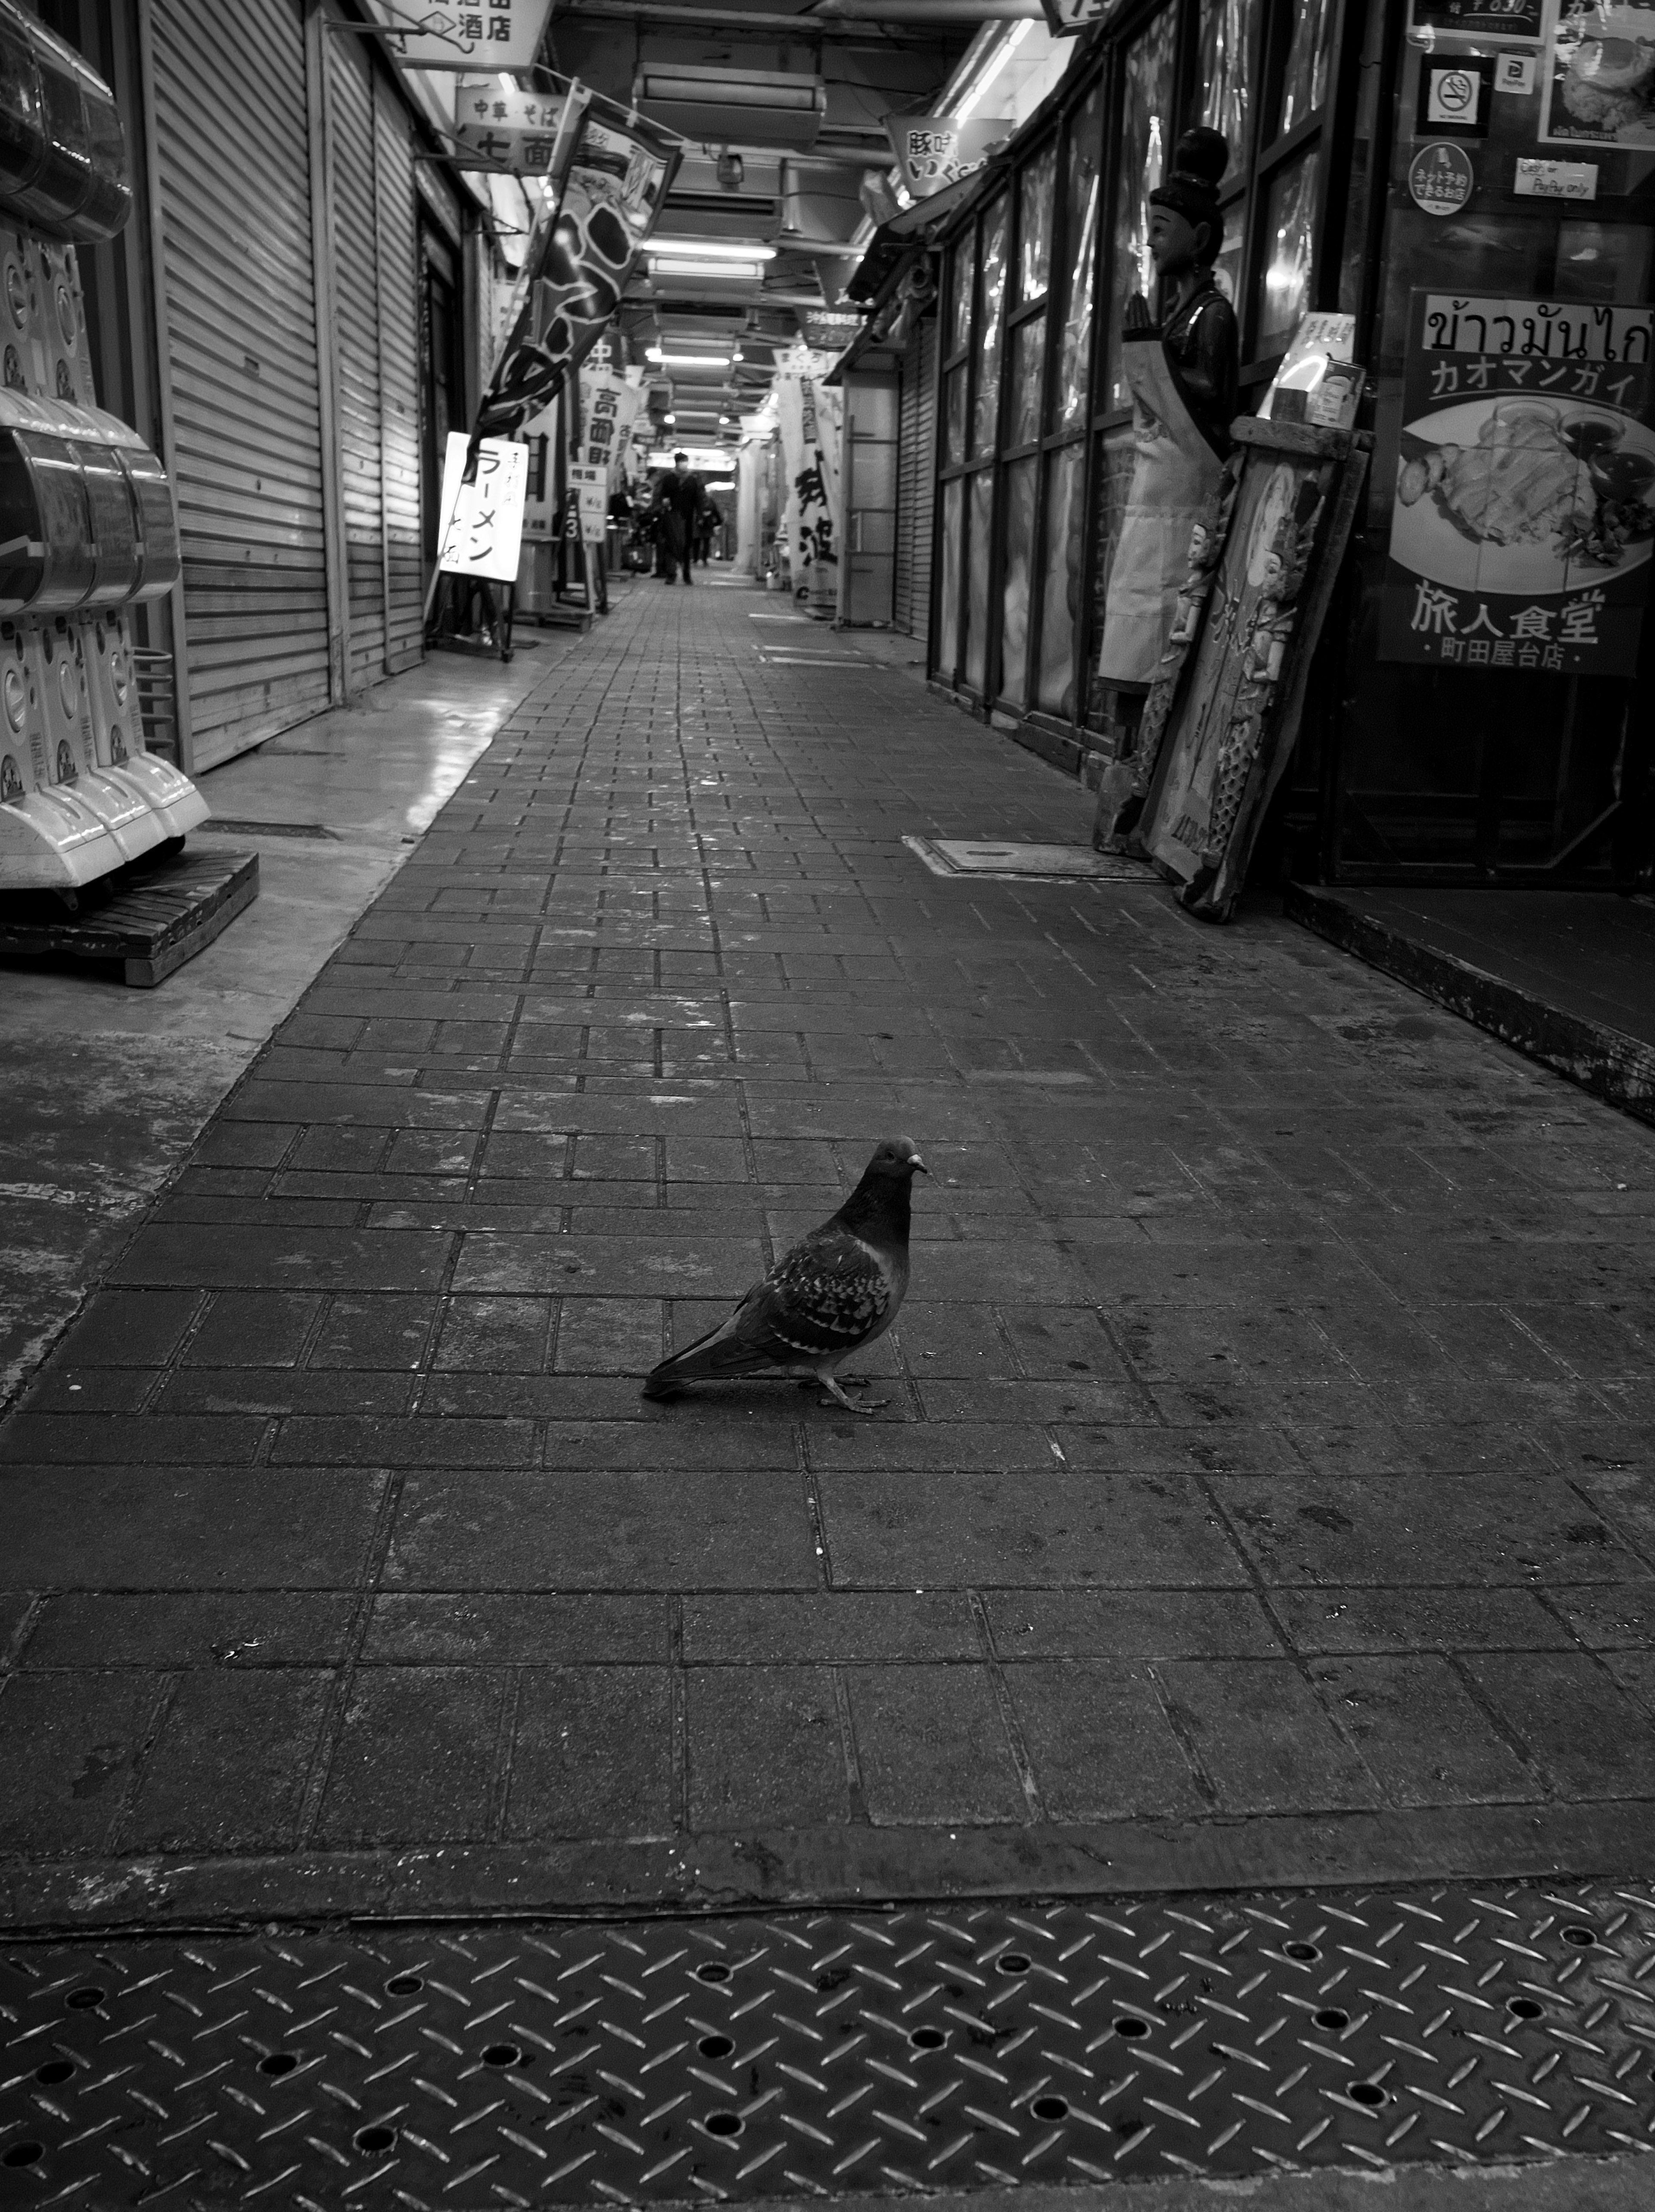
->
475, 103, 679, 442
1378, 291, 1655, 677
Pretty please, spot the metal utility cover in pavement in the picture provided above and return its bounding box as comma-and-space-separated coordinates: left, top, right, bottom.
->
905, 837, 1161, 883
3, 1884, 1654, 2206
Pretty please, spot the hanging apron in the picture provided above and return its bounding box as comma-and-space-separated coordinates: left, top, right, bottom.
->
1096, 330, 1224, 689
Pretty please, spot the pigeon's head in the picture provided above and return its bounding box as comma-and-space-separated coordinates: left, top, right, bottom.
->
865, 1135, 928, 1182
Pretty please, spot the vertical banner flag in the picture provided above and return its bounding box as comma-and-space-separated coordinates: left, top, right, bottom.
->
368, 0, 554, 72
774, 353, 842, 611
570, 359, 642, 544
1378, 292, 1655, 676
476, 101, 680, 442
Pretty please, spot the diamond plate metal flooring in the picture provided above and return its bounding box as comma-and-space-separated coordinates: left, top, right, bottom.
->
3, 1882, 1655, 2206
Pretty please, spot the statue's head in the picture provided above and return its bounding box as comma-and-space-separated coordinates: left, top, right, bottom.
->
1149, 127, 1228, 273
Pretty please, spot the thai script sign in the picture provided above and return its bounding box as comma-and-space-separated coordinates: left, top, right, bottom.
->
1378, 291, 1655, 677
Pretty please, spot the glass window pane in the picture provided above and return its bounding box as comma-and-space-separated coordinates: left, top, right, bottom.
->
1018, 139, 1057, 302
1085, 419, 1137, 725
947, 243, 971, 356
1105, 7, 1177, 413
972, 193, 1010, 456
1214, 198, 1244, 308
1036, 440, 1084, 716
937, 475, 964, 677
944, 364, 968, 464
964, 468, 993, 694
999, 457, 1037, 707
1053, 78, 1105, 432
1277, 0, 1334, 137
1198, 0, 1255, 158
1009, 318, 1046, 449
1258, 150, 1316, 352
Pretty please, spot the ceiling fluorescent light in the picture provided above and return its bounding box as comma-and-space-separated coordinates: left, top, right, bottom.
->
648, 259, 766, 282
648, 240, 778, 262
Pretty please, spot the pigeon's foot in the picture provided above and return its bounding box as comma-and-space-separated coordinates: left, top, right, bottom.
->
818, 1376, 890, 1415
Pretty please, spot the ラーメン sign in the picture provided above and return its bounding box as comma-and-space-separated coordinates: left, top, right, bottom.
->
1378, 292, 1655, 677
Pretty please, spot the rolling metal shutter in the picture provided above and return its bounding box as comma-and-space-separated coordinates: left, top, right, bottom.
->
893, 313, 936, 647
149, 0, 331, 769
327, 26, 385, 689
374, 72, 424, 673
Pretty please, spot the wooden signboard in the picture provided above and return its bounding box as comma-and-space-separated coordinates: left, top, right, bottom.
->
1103, 417, 1370, 922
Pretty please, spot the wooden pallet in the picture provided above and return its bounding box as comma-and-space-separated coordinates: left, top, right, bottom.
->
0, 847, 258, 986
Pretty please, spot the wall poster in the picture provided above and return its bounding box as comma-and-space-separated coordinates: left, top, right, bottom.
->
1378, 291, 1655, 676
1539, 0, 1655, 149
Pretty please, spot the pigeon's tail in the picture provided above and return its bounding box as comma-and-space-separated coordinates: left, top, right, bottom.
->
641, 1315, 772, 1399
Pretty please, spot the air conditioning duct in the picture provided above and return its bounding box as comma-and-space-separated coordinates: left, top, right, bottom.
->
782, 157, 863, 245
661, 152, 784, 241
632, 65, 825, 152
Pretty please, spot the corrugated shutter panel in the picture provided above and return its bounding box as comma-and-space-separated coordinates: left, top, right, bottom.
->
375, 72, 424, 673
328, 28, 385, 686
894, 313, 936, 646
150, 0, 330, 769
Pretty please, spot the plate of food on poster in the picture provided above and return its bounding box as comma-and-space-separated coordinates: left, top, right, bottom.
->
1391, 394, 1655, 593
1539, 0, 1655, 148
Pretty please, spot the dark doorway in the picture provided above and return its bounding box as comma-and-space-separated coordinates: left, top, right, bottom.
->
418, 226, 462, 565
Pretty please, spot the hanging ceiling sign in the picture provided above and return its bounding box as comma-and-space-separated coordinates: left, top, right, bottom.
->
453, 78, 571, 171
886, 115, 1010, 200
367, 0, 553, 72
1037, 0, 1133, 35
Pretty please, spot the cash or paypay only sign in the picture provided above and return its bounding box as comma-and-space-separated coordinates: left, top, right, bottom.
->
436, 434, 528, 580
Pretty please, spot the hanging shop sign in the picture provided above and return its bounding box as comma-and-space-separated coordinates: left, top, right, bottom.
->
452, 78, 574, 172
1408, 141, 1477, 212
886, 115, 1010, 199
1539, 0, 1655, 150
1407, 0, 1544, 37
1378, 291, 1655, 677
366, 0, 553, 72
436, 432, 528, 579
475, 104, 679, 441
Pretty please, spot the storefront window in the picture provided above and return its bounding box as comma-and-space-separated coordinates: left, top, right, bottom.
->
1257, 150, 1315, 352
972, 195, 1009, 457
1197, 0, 1253, 155
1009, 319, 1045, 449
947, 246, 971, 357
1214, 199, 1244, 307
944, 362, 967, 464
1276, 0, 1334, 136
1105, 6, 1176, 412
937, 475, 963, 676
1053, 80, 1104, 432
964, 468, 993, 692
1036, 439, 1084, 715
999, 458, 1037, 703
1018, 140, 1057, 302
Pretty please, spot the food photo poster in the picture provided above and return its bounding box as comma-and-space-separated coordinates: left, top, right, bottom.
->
1378, 291, 1655, 675
1539, 0, 1655, 149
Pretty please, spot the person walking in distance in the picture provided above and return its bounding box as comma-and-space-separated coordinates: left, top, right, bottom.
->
653, 452, 706, 585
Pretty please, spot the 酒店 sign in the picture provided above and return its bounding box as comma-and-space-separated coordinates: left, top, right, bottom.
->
364, 0, 553, 72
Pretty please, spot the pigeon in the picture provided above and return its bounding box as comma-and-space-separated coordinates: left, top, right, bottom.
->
641, 1136, 927, 1414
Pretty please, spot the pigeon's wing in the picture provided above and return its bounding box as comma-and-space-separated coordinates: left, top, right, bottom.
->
740, 1221, 893, 1360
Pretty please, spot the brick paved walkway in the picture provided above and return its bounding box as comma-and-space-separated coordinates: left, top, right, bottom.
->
3, 580, 1654, 1927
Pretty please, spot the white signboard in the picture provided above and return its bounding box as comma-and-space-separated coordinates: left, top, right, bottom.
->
365, 0, 553, 72
453, 77, 572, 171
436, 433, 528, 580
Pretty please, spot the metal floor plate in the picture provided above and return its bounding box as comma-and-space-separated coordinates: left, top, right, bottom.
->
3, 1882, 1654, 2209
904, 838, 1159, 883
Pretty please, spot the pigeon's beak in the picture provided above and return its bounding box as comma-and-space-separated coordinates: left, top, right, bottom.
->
911, 1154, 929, 1176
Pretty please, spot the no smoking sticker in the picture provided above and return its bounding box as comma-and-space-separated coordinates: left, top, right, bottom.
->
1408, 141, 1476, 215
1416, 53, 1495, 136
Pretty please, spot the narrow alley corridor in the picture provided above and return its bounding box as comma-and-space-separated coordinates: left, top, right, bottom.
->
6, 578, 1655, 1931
